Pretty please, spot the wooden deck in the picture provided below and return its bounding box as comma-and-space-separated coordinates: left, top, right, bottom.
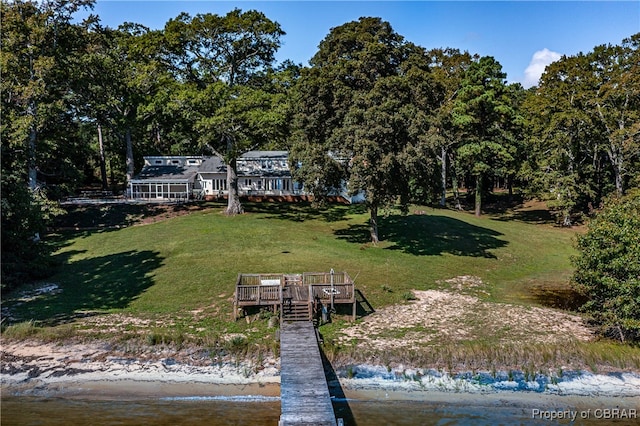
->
279, 322, 337, 426
233, 271, 357, 323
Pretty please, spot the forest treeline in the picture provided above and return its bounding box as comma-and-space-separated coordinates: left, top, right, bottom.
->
2, 1, 639, 284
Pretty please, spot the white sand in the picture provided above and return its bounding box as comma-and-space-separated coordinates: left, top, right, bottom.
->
2, 339, 639, 405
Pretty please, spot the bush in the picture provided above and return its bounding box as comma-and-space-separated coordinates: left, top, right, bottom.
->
2, 320, 38, 339
1, 177, 63, 292
571, 191, 640, 342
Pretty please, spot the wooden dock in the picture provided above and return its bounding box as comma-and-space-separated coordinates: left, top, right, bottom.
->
233, 271, 357, 324
279, 322, 337, 426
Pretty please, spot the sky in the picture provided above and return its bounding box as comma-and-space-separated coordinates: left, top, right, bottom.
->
82, 1, 640, 88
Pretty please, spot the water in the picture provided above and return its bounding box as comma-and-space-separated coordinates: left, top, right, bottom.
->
3, 395, 638, 425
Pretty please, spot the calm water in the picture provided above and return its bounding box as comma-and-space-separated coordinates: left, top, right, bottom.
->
3, 395, 637, 426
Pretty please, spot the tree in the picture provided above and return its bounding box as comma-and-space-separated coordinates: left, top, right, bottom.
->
1, 0, 94, 191
161, 9, 285, 215
589, 34, 640, 196
452, 56, 517, 216
572, 191, 640, 342
426, 48, 476, 209
1, 0, 92, 289
291, 17, 438, 243
524, 34, 640, 225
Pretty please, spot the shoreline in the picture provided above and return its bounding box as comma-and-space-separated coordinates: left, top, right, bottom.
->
2, 340, 639, 405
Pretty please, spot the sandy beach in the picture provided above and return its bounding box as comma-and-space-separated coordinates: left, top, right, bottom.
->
3, 339, 640, 403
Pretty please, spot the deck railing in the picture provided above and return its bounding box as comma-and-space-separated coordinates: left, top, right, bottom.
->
303, 272, 351, 285
235, 284, 281, 305
237, 273, 284, 286
234, 271, 355, 320
310, 284, 354, 303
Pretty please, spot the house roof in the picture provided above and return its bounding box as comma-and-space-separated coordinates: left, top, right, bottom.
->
131, 165, 199, 182
239, 151, 288, 160
132, 151, 292, 183
198, 156, 227, 173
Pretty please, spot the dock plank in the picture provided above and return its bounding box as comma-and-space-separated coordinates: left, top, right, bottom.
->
279, 322, 337, 426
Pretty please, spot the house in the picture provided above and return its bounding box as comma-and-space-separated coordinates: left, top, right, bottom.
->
128, 151, 304, 201
128, 156, 203, 201
128, 150, 365, 203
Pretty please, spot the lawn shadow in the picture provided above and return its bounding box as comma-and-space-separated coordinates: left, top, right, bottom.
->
335, 214, 507, 258
355, 289, 375, 317
53, 202, 218, 231
491, 208, 557, 225
319, 342, 357, 426
5, 249, 163, 325
247, 202, 363, 223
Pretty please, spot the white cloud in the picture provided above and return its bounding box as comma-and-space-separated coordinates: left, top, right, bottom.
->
523, 48, 562, 88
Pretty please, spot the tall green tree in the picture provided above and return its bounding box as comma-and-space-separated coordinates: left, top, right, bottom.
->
426, 48, 476, 208
1, 0, 94, 191
524, 34, 639, 224
590, 34, 640, 195
452, 56, 517, 216
292, 17, 438, 242
1, 0, 93, 289
84, 23, 165, 187
161, 9, 285, 215
523, 54, 599, 225
572, 191, 640, 342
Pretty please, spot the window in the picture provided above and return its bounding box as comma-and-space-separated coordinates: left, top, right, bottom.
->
172, 160, 180, 165
155, 160, 162, 165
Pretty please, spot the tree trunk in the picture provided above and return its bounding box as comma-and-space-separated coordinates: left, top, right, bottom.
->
109, 158, 116, 193
226, 157, 244, 215
440, 146, 447, 207
605, 140, 625, 196
28, 125, 37, 190
474, 175, 482, 217
507, 175, 513, 204
369, 204, 379, 244
613, 156, 623, 196
98, 124, 108, 190
448, 152, 462, 210
125, 128, 134, 184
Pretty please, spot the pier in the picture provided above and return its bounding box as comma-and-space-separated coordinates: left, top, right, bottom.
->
233, 271, 357, 324
279, 322, 337, 426
233, 271, 356, 424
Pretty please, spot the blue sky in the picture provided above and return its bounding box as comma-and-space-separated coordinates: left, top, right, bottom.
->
84, 1, 640, 88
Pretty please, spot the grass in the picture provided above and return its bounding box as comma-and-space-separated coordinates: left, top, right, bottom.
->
325, 339, 640, 374
8, 201, 575, 316
2, 200, 636, 370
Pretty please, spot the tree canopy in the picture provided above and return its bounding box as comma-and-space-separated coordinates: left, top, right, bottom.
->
291, 17, 439, 242
572, 191, 640, 342
161, 9, 286, 215
1, 1, 638, 294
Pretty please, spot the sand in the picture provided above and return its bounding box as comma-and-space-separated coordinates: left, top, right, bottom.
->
2, 339, 639, 407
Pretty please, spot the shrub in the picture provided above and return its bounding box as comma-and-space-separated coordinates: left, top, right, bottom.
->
571, 191, 640, 342
2, 320, 38, 339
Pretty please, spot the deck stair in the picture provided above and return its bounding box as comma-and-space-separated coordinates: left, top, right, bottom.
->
234, 271, 357, 323
281, 302, 311, 323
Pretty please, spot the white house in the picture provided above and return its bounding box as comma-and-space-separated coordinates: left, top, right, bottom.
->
128, 151, 303, 201
128, 150, 364, 203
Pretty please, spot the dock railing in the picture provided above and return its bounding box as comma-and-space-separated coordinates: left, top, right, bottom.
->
234, 271, 356, 320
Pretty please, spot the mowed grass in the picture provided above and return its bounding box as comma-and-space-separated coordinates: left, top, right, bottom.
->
6, 201, 577, 327
7, 201, 640, 372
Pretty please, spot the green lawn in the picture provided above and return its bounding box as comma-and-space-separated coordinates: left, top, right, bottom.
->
6, 201, 578, 329
7, 201, 640, 371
